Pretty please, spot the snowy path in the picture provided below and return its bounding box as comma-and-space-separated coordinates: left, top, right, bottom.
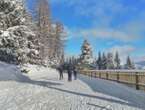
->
0, 64, 145, 110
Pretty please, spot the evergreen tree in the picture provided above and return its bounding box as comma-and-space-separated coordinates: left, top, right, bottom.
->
69, 56, 78, 66
65, 57, 69, 64
96, 52, 102, 70
125, 56, 135, 69
35, 0, 51, 65
0, 0, 38, 65
114, 51, 121, 69
106, 52, 114, 69
102, 52, 107, 70
58, 53, 64, 66
92, 57, 97, 68
35, 0, 66, 66
69, 57, 72, 65
80, 40, 93, 64
26, 14, 41, 65
52, 22, 66, 64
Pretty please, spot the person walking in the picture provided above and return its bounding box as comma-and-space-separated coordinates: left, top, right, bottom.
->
67, 64, 72, 81
73, 66, 77, 80
57, 65, 63, 80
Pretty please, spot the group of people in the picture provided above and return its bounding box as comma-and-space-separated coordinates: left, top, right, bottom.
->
57, 64, 78, 81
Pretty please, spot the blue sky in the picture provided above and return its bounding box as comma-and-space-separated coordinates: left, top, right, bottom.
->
26, 0, 145, 63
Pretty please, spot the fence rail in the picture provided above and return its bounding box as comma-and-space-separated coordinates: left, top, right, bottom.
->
79, 70, 145, 91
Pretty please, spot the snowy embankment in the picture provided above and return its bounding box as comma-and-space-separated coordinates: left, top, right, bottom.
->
0, 61, 145, 110
0, 62, 25, 81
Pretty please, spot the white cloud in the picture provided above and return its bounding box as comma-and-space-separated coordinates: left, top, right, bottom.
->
108, 45, 135, 55
51, 0, 145, 42
79, 28, 139, 42
133, 56, 145, 63
66, 27, 140, 42
50, 0, 145, 59
123, 12, 145, 38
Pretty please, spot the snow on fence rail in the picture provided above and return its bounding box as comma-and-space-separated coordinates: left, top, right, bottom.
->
79, 70, 145, 91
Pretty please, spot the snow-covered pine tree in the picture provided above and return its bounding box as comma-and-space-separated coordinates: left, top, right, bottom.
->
51, 22, 66, 65
0, 0, 38, 65
92, 57, 97, 68
114, 51, 121, 69
96, 52, 102, 70
59, 53, 65, 65
71, 56, 79, 66
25, 13, 41, 65
34, 0, 51, 66
80, 40, 93, 64
69, 56, 73, 65
34, 0, 66, 66
74, 57, 79, 65
102, 52, 107, 70
125, 56, 135, 69
106, 52, 114, 69
72, 56, 75, 65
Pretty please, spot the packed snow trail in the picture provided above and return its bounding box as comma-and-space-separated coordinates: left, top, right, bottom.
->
0, 63, 145, 110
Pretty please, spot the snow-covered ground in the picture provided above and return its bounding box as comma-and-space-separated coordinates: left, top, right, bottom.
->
0, 62, 145, 110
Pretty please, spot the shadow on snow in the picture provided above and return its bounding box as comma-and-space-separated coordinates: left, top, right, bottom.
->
1, 70, 144, 109
78, 74, 145, 109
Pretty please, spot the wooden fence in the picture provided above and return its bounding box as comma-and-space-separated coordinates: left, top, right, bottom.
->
79, 70, 145, 91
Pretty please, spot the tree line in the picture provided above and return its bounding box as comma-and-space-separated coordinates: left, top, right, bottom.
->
65, 40, 135, 70
0, 0, 66, 66
95, 52, 135, 70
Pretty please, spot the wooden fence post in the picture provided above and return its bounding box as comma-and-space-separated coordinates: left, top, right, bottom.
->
135, 72, 139, 90
106, 72, 108, 80
91, 72, 93, 77
99, 72, 101, 78
117, 72, 119, 82
95, 72, 97, 78
89, 72, 91, 77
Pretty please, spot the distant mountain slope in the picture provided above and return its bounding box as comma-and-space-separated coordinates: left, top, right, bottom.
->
135, 61, 145, 69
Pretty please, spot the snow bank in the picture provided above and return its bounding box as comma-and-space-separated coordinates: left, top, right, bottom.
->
0, 61, 29, 81
22, 64, 57, 74
0, 62, 21, 81
0, 61, 56, 82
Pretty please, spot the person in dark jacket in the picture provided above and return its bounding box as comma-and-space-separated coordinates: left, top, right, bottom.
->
67, 64, 72, 81
73, 66, 77, 80
57, 65, 63, 80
